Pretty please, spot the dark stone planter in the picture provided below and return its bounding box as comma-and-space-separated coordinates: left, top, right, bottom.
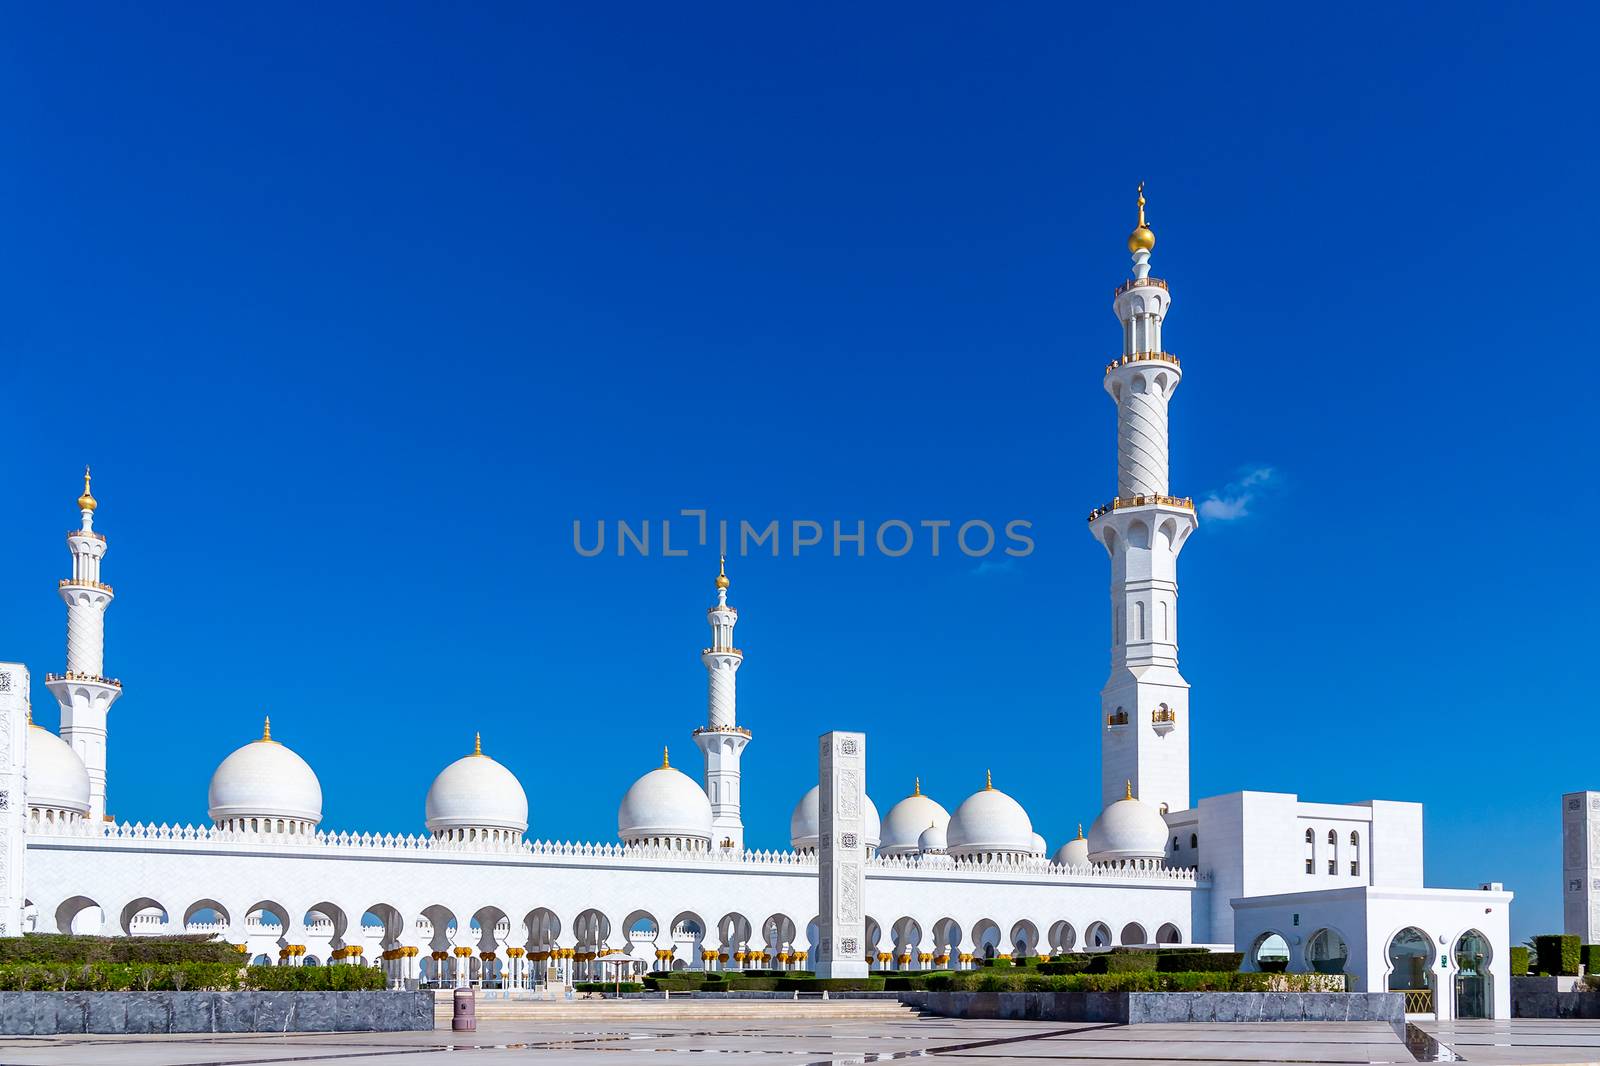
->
1512, 976, 1600, 1018
0, 991, 434, 1035
900, 990, 1403, 1024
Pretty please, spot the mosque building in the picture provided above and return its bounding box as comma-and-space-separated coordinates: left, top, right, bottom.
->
0, 192, 1513, 1019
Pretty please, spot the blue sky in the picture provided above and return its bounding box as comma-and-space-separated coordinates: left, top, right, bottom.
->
2, 4, 1595, 941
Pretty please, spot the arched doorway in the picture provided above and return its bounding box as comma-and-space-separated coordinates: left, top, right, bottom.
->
1306, 928, 1349, 974
1387, 926, 1435, 1015
1250, 931, 1289, 973
1454, 929, 1492, 1019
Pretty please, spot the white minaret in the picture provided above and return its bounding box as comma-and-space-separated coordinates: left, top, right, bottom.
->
692, 557, 749, 853
1090, 187, 1197, 815
45, 467, 122, 823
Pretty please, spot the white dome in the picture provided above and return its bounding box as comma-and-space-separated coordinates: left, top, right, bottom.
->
1086, 790, 1169, 863
917, 822, 947, 854
618, 761, 712, 845
27, 725, 90, 816
207, 724, 322, 827
1030, 832, 1047, 857
425, 741, 528, 835
945, 778, 1034, 858
789, 785, 881, 852
1054, 828, 1090, 867
880, 785, 951, 856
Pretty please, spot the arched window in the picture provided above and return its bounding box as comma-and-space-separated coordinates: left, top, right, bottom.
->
1304, 828, 1315, 874
1190, 833, 1198, 849
1350, 830, 1361, 876
1172, 836, 1179, 851
1327, 829, 1338, 874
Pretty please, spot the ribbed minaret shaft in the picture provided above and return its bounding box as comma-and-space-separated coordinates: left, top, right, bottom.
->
692, 557, 749, 853
46, 467, 123, 822
1091, 189, 1196, 816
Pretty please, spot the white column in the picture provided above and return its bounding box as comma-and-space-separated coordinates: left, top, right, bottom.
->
815, 730, 868, 980
0, 663, 29, 937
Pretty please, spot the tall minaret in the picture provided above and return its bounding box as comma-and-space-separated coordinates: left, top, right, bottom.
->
1090, 186, 1197, 815
45, 467, 122, 822
692, 557, 749, 853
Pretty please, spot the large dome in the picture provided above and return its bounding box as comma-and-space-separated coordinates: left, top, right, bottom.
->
879, 782, 951, 856
27, 725, 90, 818
1054, 825, 1090, 867
1086, 786, 1169, 863
618, 753, 713, 848
425, 735, 528, 839
207, 720, 322, 831
789, 785, 880, 852
945, 775, 1034, 858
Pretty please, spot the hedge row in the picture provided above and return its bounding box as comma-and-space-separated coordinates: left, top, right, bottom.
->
0, 934, 243, 966
1535, 935, 1580, 977
949, 970, 1344, 993
575, 982, 644, 993
1036, 952, 1242, 976
0, 963, 385, 992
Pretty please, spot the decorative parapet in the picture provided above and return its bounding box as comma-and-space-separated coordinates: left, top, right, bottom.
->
27, 819, 1206, 883
700, 647, 743, 657
1114, 276, 1168, 297
58, 579, 114, 594
691, 724, 752, 738
1087, 495, 1195, 522
1105, 351, 1180, 374
44, 671, 122, 689
67, 530, 107, 543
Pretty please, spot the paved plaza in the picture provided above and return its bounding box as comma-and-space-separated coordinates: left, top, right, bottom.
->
4, 1015, 1600, 1065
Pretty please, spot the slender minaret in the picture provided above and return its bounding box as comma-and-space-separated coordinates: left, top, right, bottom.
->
1090, 186, 1196, 815
692, 557, 749, 852
45, 467, 122, 822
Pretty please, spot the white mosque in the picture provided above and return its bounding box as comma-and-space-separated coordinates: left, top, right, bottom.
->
0, 192, 1513, 1019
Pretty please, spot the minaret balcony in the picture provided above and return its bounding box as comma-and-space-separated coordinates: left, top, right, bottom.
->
59, 579, 114, 594
1114, 276, 1168, 297
1105, 351, 1180, 375
1087, 495, 1195, 522
45, 671, 122, 689
66, 530, 106, 543
701, 647, 743, 658
1106, 710, 1130, 731
1152, 707, 1177, 734
693, 724, 752, 738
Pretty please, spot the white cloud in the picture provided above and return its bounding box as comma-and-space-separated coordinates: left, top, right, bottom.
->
1199, 466, 1278, 522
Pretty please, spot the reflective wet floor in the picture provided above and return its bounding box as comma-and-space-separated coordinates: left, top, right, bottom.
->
4, 1017, 1600, 1065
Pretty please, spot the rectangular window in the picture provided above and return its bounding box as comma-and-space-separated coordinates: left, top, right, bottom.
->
1305, 858, 1314, 874
1351, 859, 1360, 876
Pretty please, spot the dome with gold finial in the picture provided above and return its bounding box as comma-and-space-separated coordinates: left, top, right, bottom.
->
945, 771, 1034, 860
618, 746, 714, 850
1054, 823, 1091, 867
880, 778, 951, 857
208, 717, 323, 833
1127, 182, 1156, 254
715, 555, 730, 591
1086, 781, 1168, 864
76, 466, 97, 513
424, 733, 528, 843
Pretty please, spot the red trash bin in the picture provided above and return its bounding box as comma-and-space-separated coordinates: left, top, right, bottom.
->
452, 987, 476, 1031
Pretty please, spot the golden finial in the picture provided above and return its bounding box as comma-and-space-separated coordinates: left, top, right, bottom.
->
77, 465, 97, 512
472, 731, 483, 756
662, 745, 670, 769
1076, 822, 1085, 840
985, 769, 993, 791
1124, 779, 1134, 800
715, 555, 730, 591
1127, 182, 1156, 254
259, 716, 275, 744
913, 776, 920, 797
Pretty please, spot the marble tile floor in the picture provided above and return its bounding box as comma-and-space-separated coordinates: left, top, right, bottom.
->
3, 1016, 1600, 1065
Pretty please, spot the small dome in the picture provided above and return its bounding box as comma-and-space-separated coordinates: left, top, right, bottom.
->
880, 782, 951, 856
1086, 786, 1169, 863
425, 737, 528, 836
789, 785, 880, 852
618, 754, 713, 846
1030, 832, 1047, 857
945, 775, 1034, 858
1054, 825, 1090, 867
27, 725, 90, 816
917, 822, 947, 854
208, 720, 323, 827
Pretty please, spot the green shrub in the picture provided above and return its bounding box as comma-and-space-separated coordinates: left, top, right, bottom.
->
775, 976, 886, 992
1582, 945, 1600, 974
882, 971, 955, 991
0, 961, 249, 991
574, 981, 643, 994
981, 956, 1014, 968
725, 977, 780, 991
0, 934, 243, 966
947, 970, 1341, 994
1105, 953, 1158, 974
1535, 935, 1581, 976
1037, 955, 1094, 975
1155, 951, 1242, 973
1511, 947, 1530, 976
241, 965, 385, 991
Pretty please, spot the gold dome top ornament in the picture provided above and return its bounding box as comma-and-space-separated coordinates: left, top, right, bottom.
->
1127, 182, 1156, 254
715, 555, 730, 591
662, 745, 670, 769
472, 732, 483, 757
258, 716, 277, 744
77, 466, 97, 512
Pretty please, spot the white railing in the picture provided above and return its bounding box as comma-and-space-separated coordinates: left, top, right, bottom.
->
32, 820, 1205, 884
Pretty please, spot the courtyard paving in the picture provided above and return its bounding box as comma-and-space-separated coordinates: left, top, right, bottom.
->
3, 1014, 1600, 1064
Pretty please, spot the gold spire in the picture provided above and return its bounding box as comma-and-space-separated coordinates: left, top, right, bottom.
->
985, 769, 993, 791
473, 732, 483, 757
1127, 182, 1156, 254
1076, 822, 1085, 840
258, 716, 276, 744
715, 555, 730, 591
77, 465, 97, 512
1124, 779, 1134, 800
913, 776, 920, 797
662, 745, 670, 769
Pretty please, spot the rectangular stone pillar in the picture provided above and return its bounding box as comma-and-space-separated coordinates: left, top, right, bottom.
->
1563, 791, 1600, 941
815, 730, 868, 980
0, 664, 30, 937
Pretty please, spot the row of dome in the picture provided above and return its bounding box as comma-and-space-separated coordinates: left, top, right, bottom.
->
27, 721, 1173, 865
